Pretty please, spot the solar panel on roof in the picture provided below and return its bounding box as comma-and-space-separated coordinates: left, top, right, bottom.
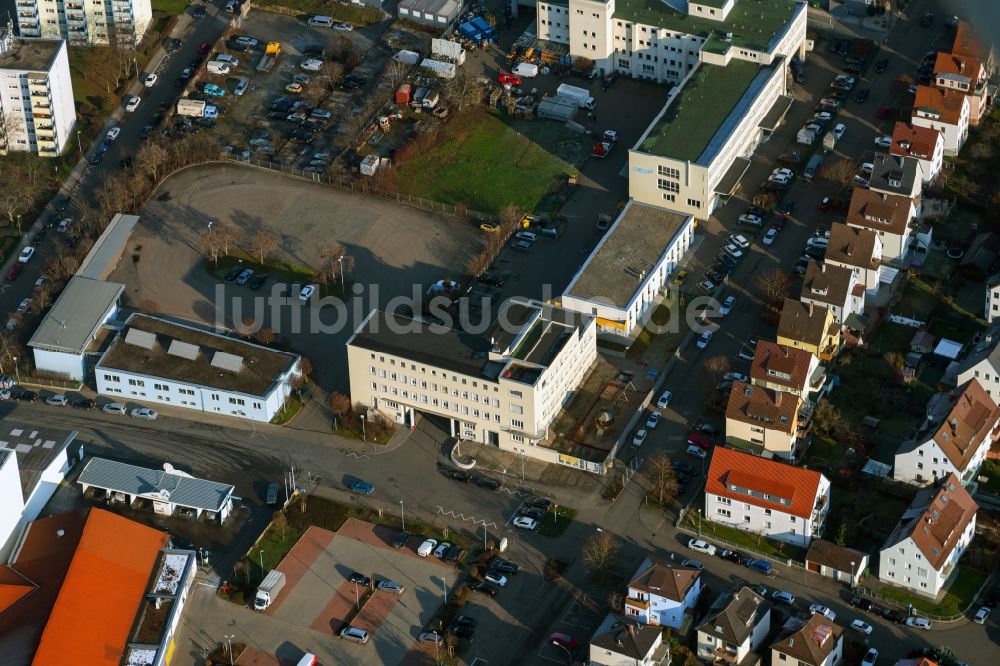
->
167, 339, 200, 360
124, 328, 156, 349
211, 351, 243, 373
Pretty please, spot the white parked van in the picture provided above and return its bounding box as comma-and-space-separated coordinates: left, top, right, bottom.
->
207, 61, 231, 75
102, 402, 127, 415
308, 15, 334, 27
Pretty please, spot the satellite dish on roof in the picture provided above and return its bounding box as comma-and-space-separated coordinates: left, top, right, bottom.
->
163, 463, 176, 473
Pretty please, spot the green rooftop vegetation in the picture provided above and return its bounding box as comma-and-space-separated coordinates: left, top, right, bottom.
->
640, 60, 760, 162
614, 0, 800, 53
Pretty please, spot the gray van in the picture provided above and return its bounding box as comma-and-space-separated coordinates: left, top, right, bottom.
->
339, 626, 370, 644
803, 154, 823, 181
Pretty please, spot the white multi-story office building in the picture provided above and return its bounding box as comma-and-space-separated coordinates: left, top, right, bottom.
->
561, 200, 693, 338
96, 313, 303, 423
0, 28, 75, 156
535, 0, 808, 219
17, 0, 153, 46
346, 299, 601, 471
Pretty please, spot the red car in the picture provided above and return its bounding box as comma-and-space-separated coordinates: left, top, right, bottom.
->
771, 216, 786, 230
550, 633, 579, 650
818, 196, 831, 212
876, 105, 893, 119
497, 71, 522, 86
5, 263, 23, 281
687, 433, 713, 449
198, 42, 211, 55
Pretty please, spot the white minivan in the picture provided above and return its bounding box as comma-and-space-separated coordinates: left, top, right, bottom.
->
308, 15, 334, 27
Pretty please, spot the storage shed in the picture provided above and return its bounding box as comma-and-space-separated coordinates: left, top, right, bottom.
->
397, 0, 460, 27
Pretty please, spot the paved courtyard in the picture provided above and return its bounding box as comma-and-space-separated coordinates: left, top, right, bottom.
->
108, 163, 481, 393
174, 519, 457, 666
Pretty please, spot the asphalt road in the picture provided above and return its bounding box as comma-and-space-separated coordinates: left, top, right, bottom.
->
0, 0, 230, 328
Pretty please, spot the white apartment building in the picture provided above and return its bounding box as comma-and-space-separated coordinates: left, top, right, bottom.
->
534, 0, 807, 219
0, 423, 76, 560
824, 223, 883, 300
879, 473, 978, 598
912, 84, 970, 156
624, 557, 701, 629
770, 614, 843, 666
986, 276, 1000, 323
890, 122, 944, 184
696, 587, 770, 665
561, 200, 693, 338
346, 300, 602, 472
705, 447, 830, 548
96, 313, 303, 423
893, 379, 1000, 487
0, 29, 75, 156
17, 0, 153, 46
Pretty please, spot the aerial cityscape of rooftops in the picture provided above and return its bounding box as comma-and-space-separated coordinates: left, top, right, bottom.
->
0, 0, 998, 665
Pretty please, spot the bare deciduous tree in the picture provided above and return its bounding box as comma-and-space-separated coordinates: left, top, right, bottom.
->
381, 59, 407, 88
214, 220, 242, 257
136, 141, 168, 182
644, 452, 679, 505
755, 268, 792, 308
582, 530, 621, 573
820, 158, 859, 189
704, 355, 732, 386
317, 241, 355, 284
247, 231, 278, 265
444, 70, 485, 112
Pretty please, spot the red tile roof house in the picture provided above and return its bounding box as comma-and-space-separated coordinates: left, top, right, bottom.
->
912, 84, 970, 156
623, 557, 702, 629
705, 447, 831, 548
893, 379, 1000, 487
878, 473, 978, 598
890, 122, 945, 184
932, 51, 990, 126
0, 508, 196, 666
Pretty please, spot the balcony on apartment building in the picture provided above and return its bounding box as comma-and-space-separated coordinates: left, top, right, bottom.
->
625, 595, 650, 610
710, 644, 741, 666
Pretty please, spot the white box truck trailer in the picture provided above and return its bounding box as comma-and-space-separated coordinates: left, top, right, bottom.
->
254, 570, 287, 611
556, 83, 596, 110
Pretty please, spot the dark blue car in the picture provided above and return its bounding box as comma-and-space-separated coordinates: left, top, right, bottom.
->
747, 558, 773, 575
350, 481, 374, 495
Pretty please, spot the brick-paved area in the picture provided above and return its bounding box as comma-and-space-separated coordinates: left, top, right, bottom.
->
337, 518, 451, 567
352, 589, 400, 634
308, 580, 359, 636
235, 647, 280, 666
268, 526, 334, 616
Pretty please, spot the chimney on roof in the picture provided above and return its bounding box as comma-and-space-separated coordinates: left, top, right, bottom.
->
950, 418, 958, 436
627, 624, 636, 637
808, 303, 813, 316
775, 390, 783, 406
820, 263, 826, 273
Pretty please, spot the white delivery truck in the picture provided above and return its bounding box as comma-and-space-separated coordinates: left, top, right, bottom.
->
176, 98, 207, 117
796, 128, 816, 145
254, 570, 287, 611
556, 83, 596, 110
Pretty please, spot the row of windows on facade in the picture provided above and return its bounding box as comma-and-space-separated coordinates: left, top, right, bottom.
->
368, 366, 522, 405
102, 373, 258, 407
715, 509, 798, 534
372, 382, 526, 428
369, 353, 508, 392
716, 497, 799, 520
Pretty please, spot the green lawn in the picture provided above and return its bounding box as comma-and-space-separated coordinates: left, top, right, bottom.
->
151, 0, 189, 14
205, 254, 346, 299
881, 567, 988, 617
395, 111, 587, 215
895, 280, 939, 320
270, 395, 304, 425
537, 507, 576, 538
680, 509, 806, 562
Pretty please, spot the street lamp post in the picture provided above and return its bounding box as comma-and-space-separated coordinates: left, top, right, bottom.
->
697, 509, 702, 537
399, 499, 405, 531
337, 255, 345, 285
224, 634, 235, 666
354, 580, 360, 608
440, 576, 447, 603
12, 357, 18, 384
258, 549, 264, 576
360, 414, 366, 440
76, 129, 82, 161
